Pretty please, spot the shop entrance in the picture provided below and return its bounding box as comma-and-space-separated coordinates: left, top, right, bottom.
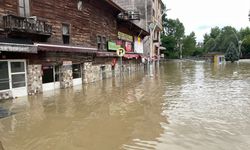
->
72, 64, 82, 86
0, 60, 27, 98
42, 65, 60, 92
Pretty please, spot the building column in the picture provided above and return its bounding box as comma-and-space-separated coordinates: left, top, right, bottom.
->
60, 64, 73, 89
27, 64, 43, 95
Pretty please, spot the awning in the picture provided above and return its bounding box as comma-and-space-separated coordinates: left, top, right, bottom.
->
124, 54, 140, 59
96, 51, 117, 57
35, 43, 97, 54
0, 42, 37, 53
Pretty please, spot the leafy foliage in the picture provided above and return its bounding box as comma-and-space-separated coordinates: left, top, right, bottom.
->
182, 32, 197, 56
161, 12, 250, 59
203, 26, 250, 59
161, 17, 185, 58
225, 42, 239, 62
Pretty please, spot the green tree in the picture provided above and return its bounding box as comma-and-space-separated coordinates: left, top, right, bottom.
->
239, 27, 250, 58
182, 32, 196, 56
161, 35, 179, 58
161, 18, 185, 58
225, 42, 239, 62
203, 26, 242, 53
217, 26, 237, 52
204, 38, 216, 52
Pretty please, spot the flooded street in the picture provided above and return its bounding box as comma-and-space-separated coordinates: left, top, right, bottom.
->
1, 60, 250, 150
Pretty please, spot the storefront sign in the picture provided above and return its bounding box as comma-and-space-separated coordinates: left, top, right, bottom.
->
108, 42, 121, 51
118, 32, 133, 42
125, 42, 132, 52
0, 43, 37, 53
63, 61, 72, 66
134, 36, 143, 54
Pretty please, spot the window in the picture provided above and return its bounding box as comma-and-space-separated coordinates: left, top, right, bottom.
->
0, 61, 10, 90
62, 24, 70, 44
97, 36, 107, 50
42, 66, 54, 84
42, 65, 60, 84
97, 36, 101, 50
77, 0, 83, 11
152, 9, 155, 17
11, 62, 25, 73
10, 62, 26, 88
72, 64, 81, 79
102, 37, 107, 50
54, 65, 60, 82
12, 74, 25, 88
19, 0, 30, 17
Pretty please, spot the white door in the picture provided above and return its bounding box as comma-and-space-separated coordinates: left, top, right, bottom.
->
9, 61, 27, 98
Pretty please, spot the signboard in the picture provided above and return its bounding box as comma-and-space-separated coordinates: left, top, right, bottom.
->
134, 36, 143, 53
63, 61, 72, 66
118, 32, 133, 42
108, 42, 121, 51
0, 43, 37, 53
116, 48, 126, 57
125, 42, 132, 52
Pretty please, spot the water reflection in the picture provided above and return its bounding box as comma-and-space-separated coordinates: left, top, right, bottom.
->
1, 60, 250, 150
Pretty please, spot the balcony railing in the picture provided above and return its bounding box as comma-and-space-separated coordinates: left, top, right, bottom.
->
3, 15, 52, 36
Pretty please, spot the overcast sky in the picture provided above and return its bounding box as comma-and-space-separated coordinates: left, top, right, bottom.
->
163, 0, 250, 42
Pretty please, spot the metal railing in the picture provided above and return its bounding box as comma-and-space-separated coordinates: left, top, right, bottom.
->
3, 14, 52, 36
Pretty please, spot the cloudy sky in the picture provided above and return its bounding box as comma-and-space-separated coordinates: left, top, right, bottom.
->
163, 0, 250, 42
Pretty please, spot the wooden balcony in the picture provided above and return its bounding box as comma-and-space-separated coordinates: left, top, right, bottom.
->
3, 15, 52, 37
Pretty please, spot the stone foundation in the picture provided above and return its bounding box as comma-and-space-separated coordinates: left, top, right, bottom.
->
60, 65, 73, 88
0, 61, 144, 99
83, 62, 117, 84
28, 64, 43, 95
0, 91, 12, 100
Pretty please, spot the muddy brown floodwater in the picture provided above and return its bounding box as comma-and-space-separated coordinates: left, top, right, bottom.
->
0, 60, 250, 150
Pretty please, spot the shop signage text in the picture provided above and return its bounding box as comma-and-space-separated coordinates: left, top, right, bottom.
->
118, 32, 133, 42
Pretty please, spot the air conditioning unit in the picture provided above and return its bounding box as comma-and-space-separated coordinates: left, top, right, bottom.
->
128, 11, 140, 20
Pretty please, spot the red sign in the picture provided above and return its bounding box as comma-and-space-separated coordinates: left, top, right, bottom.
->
125, 42, 132, 52
116, 40, 123, 46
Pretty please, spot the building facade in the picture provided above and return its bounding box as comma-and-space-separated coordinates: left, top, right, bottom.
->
112, 0, 165, 61
0, 0, 148, 100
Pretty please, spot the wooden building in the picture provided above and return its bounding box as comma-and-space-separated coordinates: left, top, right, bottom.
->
0, 0, 148, 100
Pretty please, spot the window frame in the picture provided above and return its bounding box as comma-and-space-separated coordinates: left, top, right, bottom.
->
77, 0, 83, 11
97, 35, 108, 51
62, 23, 70, 44
18, 0, 30, 17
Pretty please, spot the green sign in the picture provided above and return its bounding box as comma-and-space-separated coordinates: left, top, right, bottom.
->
108, 42, 121, 51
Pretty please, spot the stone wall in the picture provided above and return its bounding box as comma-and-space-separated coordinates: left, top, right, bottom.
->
0, 91, 12, 100
60, 65, 73, 89
27, 65, 43, 95
83, 62, 116, 84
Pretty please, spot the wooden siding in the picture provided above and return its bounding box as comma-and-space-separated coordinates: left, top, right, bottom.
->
0, 0, 119, 49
